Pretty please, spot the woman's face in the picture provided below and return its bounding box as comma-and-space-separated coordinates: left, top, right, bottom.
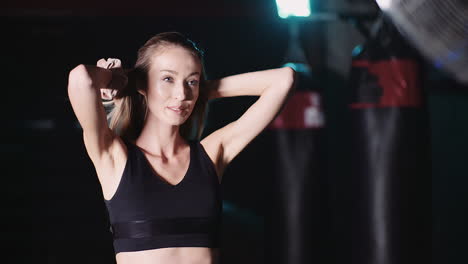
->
144, 46, 201, 126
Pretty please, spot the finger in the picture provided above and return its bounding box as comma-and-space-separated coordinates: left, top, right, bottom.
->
107, 58, 122, 69
113, 59, 122, 68
97, 58, 107, 68
106, 60, 114, 69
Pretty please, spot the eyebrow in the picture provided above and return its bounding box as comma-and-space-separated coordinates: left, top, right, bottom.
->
160, 69, 200, 77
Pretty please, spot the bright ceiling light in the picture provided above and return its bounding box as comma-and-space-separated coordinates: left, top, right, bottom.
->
376, 0, 394, 10
276, 0, 311, 19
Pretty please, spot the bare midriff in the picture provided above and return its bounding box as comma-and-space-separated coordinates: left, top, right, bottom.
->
115, 247, 220, 264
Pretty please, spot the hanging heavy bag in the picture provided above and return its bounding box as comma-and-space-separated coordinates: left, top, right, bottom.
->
348, 16, 431, 264
265, 63, 328, 264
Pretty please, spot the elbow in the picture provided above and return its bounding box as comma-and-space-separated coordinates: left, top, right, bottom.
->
283, 66, 296, 91
68, 64, 87, 82
68, 64, 92, 93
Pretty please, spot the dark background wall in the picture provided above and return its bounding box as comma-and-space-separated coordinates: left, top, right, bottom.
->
2, 0, 467, 263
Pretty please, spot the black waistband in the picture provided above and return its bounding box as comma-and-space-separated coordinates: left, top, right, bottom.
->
110, 217, 220, 239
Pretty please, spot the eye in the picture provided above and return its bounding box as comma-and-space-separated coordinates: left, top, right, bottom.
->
188, 80, 199, 86
163, 76, 173, 82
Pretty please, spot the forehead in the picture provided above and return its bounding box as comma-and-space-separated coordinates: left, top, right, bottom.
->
149, 46, 201, 74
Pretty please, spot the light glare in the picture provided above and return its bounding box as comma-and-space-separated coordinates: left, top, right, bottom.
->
276, 0, 311, 19
376, 0, 393, 10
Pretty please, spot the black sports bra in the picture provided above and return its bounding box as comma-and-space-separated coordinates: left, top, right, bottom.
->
103, 139, 222, 254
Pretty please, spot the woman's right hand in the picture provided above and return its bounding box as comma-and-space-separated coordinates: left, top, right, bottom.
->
96, 58, 128, 101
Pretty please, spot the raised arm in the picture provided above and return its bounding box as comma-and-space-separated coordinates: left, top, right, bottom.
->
67, 63, 116, 168
204, 66, 296, 171
207, 67, 295, 99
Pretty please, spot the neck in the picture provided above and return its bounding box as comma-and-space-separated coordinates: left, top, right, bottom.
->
136, 114, 186, 158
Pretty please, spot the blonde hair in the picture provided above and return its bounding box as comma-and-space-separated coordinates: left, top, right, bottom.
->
105, 32, 209, 142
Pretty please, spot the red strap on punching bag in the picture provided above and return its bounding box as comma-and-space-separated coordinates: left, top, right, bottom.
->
268, 91, 325, 129
350, 58, 422, 108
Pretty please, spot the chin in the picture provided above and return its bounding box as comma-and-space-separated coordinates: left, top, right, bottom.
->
175, 120, 189, 126
165, 116, 191, 126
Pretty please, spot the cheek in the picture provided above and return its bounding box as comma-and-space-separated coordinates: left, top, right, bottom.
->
148, 83, 170, 100
156, 87, 169, 98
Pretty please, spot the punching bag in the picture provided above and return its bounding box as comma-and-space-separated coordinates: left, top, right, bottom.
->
348, 17, 431, 264
266, 62, 328, 264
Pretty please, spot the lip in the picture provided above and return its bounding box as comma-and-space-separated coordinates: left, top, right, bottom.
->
168, 106, 187, 110
167, 106, 187, 114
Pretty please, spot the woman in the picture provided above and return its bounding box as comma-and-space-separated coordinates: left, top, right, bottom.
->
67, 32, 296, 264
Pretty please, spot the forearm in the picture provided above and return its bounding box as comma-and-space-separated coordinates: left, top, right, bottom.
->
207, 67, 295, 100
68, 64, 114, 97
68, 65, 113, 118
81, 64, 113, 90
67, 65, 110, 134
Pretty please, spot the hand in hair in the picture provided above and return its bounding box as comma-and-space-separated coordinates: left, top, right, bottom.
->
96, 58, 128, 101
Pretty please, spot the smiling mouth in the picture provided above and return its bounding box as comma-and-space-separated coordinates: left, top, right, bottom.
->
167, 107, 187, 115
